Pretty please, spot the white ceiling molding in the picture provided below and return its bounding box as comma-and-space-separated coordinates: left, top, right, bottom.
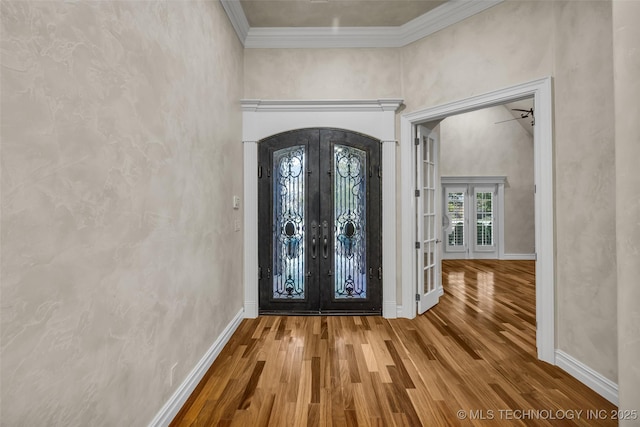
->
396, 0, 503, 47
220, 0, 250, 44
221, 0, 503, 49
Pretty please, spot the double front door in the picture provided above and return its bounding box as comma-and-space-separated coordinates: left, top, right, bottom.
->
258, 129, 382, 314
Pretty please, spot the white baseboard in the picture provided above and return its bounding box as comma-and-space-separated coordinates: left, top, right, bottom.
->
149, 308, 245, 427
502, 253, 536, 260
555, 350, 619, 406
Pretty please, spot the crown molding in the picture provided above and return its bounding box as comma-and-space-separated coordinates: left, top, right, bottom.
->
220, 0, 249, 44
220, 0, 503, 49
397, 0, 503, 47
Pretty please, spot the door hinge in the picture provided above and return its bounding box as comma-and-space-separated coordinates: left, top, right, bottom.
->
378, 267, 382, 280
258, 166, 263, 179
534, 185, 537, 193
415, 241, 421, 249
415, 189, 420, 197
267, 168, 271, 178
416, 293, 421, 301
414, 137, 420, 146
535, 253, 538, 261
258, 266, 262, 280
378, 166, 382, 178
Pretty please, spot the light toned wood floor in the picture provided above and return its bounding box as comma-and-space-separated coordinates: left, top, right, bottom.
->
171, 260, 616, 426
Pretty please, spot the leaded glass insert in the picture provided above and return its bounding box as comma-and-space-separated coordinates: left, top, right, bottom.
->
273, 145, 305, 299
334, 144, 367, 299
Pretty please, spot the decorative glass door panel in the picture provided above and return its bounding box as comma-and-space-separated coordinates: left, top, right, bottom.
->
272, 145, 306, 299
334, 145, 367, 299
258, 129, 382, 314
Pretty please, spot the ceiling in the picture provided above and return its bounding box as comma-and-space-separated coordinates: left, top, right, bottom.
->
221, 0, 503, 48
240, 1, 446, 28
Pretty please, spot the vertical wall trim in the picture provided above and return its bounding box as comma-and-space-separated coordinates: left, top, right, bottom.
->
243, 141, 259, 318
382, 140, 397, 318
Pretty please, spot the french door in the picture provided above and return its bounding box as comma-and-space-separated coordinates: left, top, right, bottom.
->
442, 182, 499, 259
415, 125, 442, 315
258, 129, 382, 314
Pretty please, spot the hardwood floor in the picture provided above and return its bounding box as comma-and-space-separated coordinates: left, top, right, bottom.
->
171, 260, 616, 426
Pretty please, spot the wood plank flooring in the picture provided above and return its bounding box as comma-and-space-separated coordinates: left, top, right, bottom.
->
171, 260, 616, 426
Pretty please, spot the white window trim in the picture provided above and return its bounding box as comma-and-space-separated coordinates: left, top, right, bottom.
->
399, 77, 555, 364
242, 99, 403, 319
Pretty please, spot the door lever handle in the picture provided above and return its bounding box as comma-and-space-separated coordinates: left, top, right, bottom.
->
322, 220, 329, 259
311, 236, 317, 259
323, 236, 328, 259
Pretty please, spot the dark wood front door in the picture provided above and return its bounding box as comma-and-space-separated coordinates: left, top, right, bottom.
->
258, 128, 382, 314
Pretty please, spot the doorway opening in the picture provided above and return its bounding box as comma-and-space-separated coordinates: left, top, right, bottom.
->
400, 77, 554, 363
258, 128, 382, 314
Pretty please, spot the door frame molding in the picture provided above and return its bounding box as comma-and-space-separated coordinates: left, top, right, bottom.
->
242, 99, 403, 318
399, 77, 555, 364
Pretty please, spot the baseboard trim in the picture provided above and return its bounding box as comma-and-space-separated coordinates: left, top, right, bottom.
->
555, 350, 619, 406
502, 253, 536, 260
149, 308, 245, 427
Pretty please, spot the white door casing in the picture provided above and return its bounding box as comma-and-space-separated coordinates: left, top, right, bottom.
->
400, 77, 555, 364
242, 99, 403, 319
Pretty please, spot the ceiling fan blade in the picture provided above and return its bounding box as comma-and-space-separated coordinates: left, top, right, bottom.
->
512, 108, 532, 112
494, 118, 523, 124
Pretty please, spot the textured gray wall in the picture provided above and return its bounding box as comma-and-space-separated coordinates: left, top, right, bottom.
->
0, 1, 244, 425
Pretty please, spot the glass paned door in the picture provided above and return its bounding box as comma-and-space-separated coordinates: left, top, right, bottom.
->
258, 129, 382, 314
441, 180, 501, 259
416, 125, 442, 315
473, 186, 496, 254
444, 186, 468, 254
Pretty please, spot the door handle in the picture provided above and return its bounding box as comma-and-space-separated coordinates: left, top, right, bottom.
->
311, 236, 317, 259
310, 221, 317, 259
323, 236, 328, 259
322, 220, 329, 259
